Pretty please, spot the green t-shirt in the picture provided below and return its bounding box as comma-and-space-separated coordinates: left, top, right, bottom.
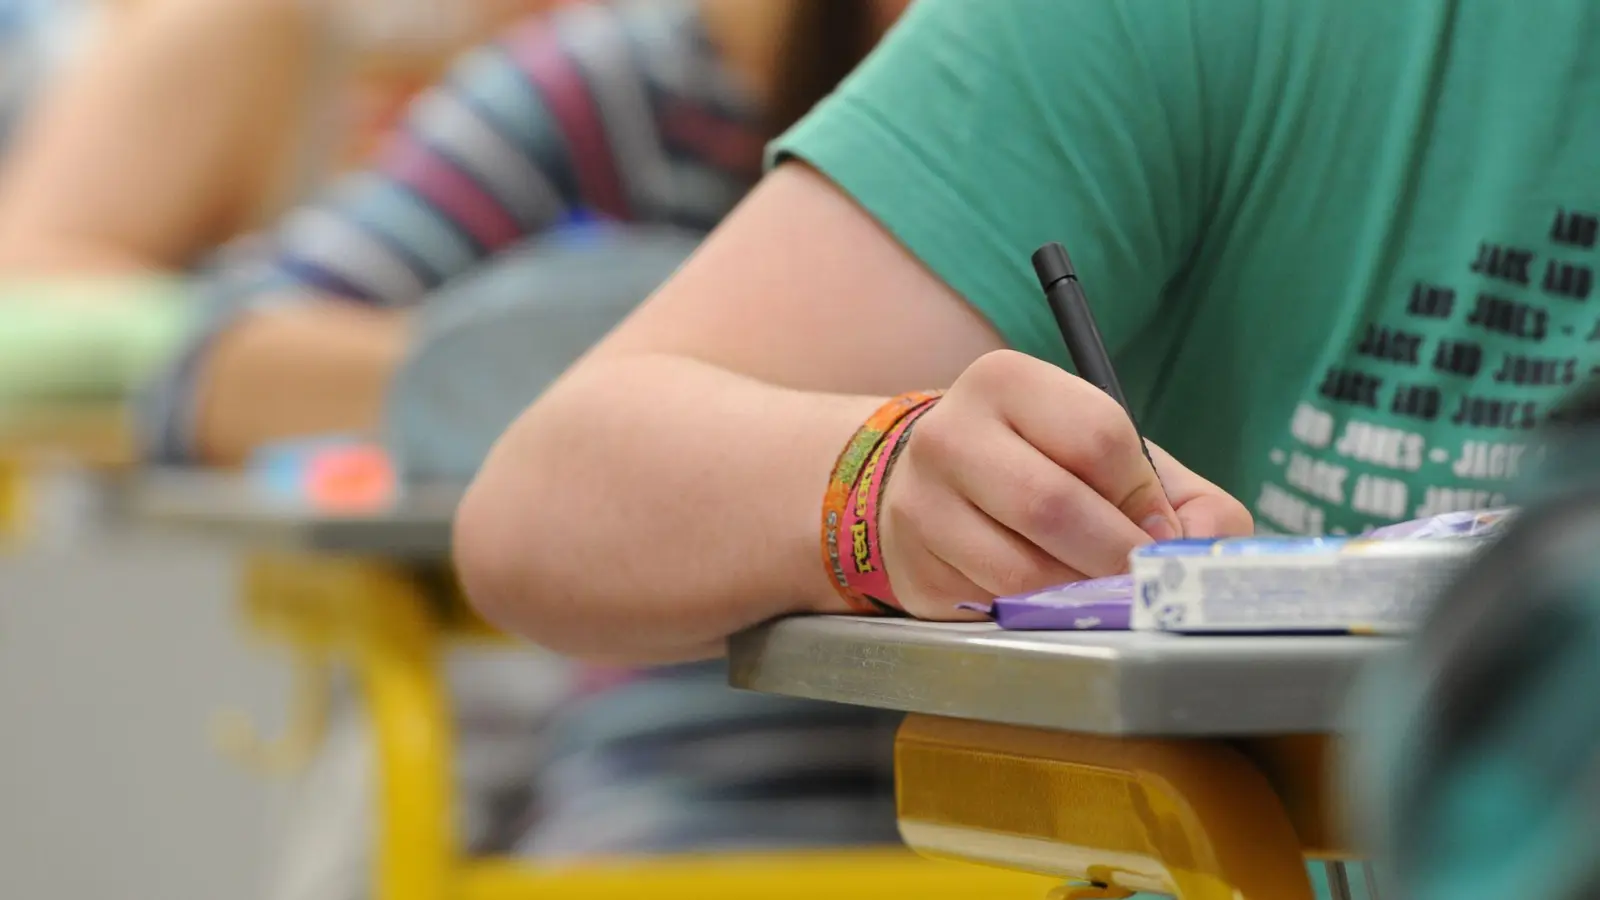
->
775, 0, 1600, 542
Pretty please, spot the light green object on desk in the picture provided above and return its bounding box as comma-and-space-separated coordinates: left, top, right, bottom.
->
0, 276, 197, 405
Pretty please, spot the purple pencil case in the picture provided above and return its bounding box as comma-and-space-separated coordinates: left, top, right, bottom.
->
959, 575, 1133, 631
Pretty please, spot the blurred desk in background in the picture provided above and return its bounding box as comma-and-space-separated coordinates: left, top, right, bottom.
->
130, 470, 1060, 900
730, 617, 1399, 900
131, 468, 459, 558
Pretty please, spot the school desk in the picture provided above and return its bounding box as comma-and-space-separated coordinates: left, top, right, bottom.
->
129, 470, 1061, 900
729, 615, 1400, 900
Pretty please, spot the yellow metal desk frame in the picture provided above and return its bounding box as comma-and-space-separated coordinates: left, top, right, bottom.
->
730, 616, 1399, 900
131, 472, 1060, 900
0, 404, 134, 541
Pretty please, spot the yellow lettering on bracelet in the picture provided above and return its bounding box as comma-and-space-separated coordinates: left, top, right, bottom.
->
851, 521, 874, 573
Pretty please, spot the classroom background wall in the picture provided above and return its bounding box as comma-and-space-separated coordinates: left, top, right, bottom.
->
0, 509, 290, 900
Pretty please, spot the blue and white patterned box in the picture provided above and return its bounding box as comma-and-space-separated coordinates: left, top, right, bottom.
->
1129, 531, 1486, 634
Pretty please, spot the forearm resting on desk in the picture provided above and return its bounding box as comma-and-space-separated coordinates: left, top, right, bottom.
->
190, 303, 409, 466
455, 353, 881, 662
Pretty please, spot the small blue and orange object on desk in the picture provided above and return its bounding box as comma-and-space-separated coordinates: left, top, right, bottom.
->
250, 435, 398, 513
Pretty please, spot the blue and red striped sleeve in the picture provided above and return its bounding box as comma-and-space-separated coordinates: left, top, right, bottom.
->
237, 5, 660, 306
139, 0, 767, 463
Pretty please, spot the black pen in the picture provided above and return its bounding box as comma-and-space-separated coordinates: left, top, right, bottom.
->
1031, 241, 1161, 480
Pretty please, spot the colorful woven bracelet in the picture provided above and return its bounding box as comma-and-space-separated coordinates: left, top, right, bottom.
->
837, 400, 938, 613
821, 390, 943, 614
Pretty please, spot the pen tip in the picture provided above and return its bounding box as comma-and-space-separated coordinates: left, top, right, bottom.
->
1031, 242, 1076, 289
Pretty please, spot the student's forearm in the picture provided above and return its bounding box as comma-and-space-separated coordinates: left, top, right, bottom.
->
455, 353, 882, 661
190, 304, 409, 466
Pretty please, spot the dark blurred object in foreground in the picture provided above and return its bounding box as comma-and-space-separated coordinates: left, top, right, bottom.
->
1354, 377, 1600, 900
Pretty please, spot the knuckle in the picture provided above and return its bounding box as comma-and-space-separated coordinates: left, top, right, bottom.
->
962, 349, 1031, 392
1018, 483, 1076, 536
904, 409, 962, 468
1071, 419, 1134, 470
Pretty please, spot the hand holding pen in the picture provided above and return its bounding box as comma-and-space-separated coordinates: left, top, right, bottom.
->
868, 243, 1251, 620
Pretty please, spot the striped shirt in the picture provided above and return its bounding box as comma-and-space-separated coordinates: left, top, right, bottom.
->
220, 0, 764, 309
145, 0, 764, 463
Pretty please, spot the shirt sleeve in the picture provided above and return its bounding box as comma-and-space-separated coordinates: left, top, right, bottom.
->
770, 0, 1252, 369
228, 22, 611, 308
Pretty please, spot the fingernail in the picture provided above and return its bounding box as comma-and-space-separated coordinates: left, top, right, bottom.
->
1141, 514, 1179, 543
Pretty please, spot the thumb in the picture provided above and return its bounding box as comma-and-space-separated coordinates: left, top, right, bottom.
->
1146, 442, 1254, 539
1122, 462, 1183, 543
1175, 493, 1255, 538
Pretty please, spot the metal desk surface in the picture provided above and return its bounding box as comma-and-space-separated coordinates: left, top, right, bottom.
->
127, 470, 461, 559
729, 616, 1399, 737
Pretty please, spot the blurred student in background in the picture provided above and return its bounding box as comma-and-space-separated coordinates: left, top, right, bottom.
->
0, 0, 905, 459
0, 0, 576, 273
0, 0, 572, 409
0, 0, 914, 896
148, 0, 905, 467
